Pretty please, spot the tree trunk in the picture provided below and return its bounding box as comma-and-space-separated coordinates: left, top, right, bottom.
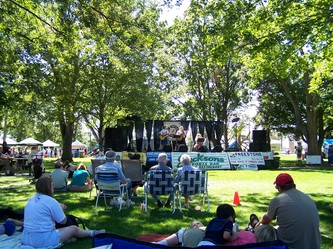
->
280, 72, 322, 156
60, 122, 74, 162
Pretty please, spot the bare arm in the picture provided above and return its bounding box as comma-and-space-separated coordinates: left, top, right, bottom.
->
256, 213, 272, 227
223, 231, 237, 242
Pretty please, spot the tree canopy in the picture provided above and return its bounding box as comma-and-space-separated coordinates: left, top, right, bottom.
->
1, 0, 332, 159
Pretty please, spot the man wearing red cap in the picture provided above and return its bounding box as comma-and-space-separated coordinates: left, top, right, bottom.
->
256, 173, 321, 249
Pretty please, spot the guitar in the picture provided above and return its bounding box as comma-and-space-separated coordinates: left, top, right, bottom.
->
160, 134, 169, 140
176, 133, 186, 141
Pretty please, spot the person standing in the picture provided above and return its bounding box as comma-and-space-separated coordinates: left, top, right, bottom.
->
176, 126, 187, 151
95, 150, 134, 206
256, 173, 321, 249
147, 153, 174, 208
21, 176, 105, 248
0, 145, 14, 176
159, 125, 169, 150
175, 154, 199, 208
295, 142, 303, 162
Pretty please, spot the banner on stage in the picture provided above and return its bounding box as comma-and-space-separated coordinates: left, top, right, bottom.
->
146, 151, 172, 163
171, 152, 231, 170
227, 152, 265, 165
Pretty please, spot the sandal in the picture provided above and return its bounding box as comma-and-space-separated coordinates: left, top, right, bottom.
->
249, 214, 259, 228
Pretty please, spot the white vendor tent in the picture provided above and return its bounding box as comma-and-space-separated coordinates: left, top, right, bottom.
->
72, 140, 87, 149
1, 137, 18, 146
18, 137, 43, 146
43, 139, 60, 147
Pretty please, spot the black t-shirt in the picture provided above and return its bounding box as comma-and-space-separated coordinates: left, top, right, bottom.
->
202, 217, 233, 245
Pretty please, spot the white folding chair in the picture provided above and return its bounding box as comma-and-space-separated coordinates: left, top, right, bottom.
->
94, 169, 128, 211
144, 170, 176, 213
177, 170, 210, 212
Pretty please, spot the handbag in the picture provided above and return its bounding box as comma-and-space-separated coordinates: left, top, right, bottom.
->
55, 214, 86, 230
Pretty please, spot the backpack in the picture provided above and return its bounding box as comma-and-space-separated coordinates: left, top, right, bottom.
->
55, 214, 86, 230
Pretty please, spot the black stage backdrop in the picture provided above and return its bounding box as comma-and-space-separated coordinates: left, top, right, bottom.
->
105, 120, 224, 152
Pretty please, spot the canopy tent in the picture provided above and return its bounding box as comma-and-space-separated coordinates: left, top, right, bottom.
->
43, 139, 60, 147
18, 137, 43, 146
72, 140, 87, 149
1, 137, 18, 146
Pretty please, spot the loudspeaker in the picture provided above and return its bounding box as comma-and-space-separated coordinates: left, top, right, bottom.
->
105, 127, 127, 152
163, 145, 173, 152
211, 145, 223, 152
253, 130, 267, 143
249, 142, 270, 152
179, 145, 188, 152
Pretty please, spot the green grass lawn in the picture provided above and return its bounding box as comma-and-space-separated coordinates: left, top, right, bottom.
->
1, 155, 332, 248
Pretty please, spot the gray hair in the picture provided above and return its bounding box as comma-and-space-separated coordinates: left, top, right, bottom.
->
180, 154, 191, 165
157, 153, 168, 163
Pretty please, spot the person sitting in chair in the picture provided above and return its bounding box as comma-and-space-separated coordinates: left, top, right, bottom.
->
147, 153, 174, 208
192, 133, 207, 152
95, 150, 134, 206
175, 154, 199, 208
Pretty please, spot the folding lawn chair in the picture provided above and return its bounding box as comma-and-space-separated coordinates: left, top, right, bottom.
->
177, 170, 210, 212
144, 170, 176, 213
94, 169, 128, 211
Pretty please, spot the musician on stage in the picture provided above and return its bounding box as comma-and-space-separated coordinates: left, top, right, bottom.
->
176, 126, 187, 151
192, 133, 207, 152
159, 125, 169, 150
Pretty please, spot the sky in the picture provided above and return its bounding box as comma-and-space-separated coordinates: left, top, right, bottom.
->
159, 0, 191, 25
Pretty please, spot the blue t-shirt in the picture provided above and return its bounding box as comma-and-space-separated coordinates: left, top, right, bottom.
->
202, 217, 233, 245
70, 170, 89, 186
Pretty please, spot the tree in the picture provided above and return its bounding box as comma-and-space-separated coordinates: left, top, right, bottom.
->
243, 0, 333, 156
167, 0, 252, 148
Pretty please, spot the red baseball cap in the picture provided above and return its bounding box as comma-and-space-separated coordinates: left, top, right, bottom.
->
274, 173, 294, 186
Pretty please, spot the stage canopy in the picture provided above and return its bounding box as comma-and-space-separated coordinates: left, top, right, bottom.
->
18, 137, 43, 146
43, 139, 60, 147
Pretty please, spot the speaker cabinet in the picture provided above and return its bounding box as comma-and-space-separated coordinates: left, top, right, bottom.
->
249, 142, 270, 152
105, 127, 127, 152
163, 145, 173, 152
253, 130, 267, 143
178, 145, 188, 152
211, 145, 223, 152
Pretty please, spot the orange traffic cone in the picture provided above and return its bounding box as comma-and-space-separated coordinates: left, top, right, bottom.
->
233, 191, 241, 205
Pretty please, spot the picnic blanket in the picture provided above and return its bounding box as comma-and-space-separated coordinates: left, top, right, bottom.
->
93, 232, 289, 249
0, 232, 22, 249
0, 232, 62, 249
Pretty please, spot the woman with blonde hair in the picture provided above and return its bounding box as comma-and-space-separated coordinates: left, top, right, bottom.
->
254, 224, 278, 243
21, 176, 104, 248
68, 163, 94, 192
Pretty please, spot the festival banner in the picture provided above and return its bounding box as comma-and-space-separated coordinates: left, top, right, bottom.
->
171, 152, 231, 170
227, 152, 265, 165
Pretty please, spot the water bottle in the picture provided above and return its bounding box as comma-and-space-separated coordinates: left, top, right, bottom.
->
233, 221, 239, 232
